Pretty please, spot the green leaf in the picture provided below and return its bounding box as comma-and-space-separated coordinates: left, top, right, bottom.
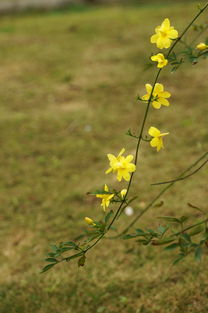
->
152, 238, 175, 246
157, 225, 169, 235
158, 216, 181, 223
179, 216, 189, 223
63, 241, 77, 247
50, 245, 58, 252
147, 229, 158, 237
123, 234, 138, 240
47, 252, 56, 257
180, 233, 191, 243
188, 225, 204, 236
45, 258, 58, 263
165, 243, 180, 251
41, 263, 56, 273
195, 246, 202, 261
135, 228, 146, 235
172, 254, 185, 265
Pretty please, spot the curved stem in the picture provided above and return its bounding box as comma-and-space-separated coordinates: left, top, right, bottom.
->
151, 155, 208, 186
121, 152, 208, 235
82, 3, 208, 255
173, 218, 208, 237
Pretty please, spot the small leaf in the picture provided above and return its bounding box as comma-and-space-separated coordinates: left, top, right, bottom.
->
179, 216, 189, 223
151, 238, 175, 246
135, 228, 146, 235
63, 241, 77, 247
157, 225, 169, 235
187, 202, 205, 214
165, 243, 180, 251
147, 229, 158, 236
180, 233, 191, 243
172, 254, 185, 265
41, 263, 56, 273
123, 234, 138, 240
189, 225, 204, 236
45, 258, 58, 263
158, 216, 181, 223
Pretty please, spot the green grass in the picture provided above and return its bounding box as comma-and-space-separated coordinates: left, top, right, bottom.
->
0, 2, 208, 313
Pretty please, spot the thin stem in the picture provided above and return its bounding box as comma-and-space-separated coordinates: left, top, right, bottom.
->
167, 2, 208, 58
82, 3, 208, 255
151, 155, 208, 185
173, 218, 208, 237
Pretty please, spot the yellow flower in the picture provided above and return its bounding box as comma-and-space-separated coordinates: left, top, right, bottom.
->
142, 83, 171, 109
85, 217, 95, 226
148, 127, 169, 152
106, 148, 136, 182
196, 42, 208, 50
96, 184, 114, 211
151, 53, 168, 68
151, 18, 178, 49
120, 189, 127, 199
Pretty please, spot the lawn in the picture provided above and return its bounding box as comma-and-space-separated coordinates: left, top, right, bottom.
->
0, 2, 208, 313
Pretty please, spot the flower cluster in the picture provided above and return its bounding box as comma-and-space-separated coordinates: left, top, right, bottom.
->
96, 184, 114, 211
85, 18, 177, 225
43, 6, 208, 273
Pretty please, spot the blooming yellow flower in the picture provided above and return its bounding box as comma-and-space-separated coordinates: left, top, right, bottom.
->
151, 53, 168, 68
196, 42, 208, 50
142, 83, 171, 109
85, 217, 95, 226
120, 189, 127, 199
96, 184, 114, 211
151, 18, 178, 49
106, 148, 136, 182
148, 127, 169, 152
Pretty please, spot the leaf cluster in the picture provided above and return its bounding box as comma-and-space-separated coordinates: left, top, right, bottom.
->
124, 209, 208, 264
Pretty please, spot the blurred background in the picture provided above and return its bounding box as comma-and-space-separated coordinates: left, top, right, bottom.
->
0, 0, 207, 313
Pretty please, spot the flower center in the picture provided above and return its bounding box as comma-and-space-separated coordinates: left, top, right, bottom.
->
159, 30, 167, 37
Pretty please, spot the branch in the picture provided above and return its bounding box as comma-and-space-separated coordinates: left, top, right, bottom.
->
151, 155, 208, 186
120, 152, 208, 235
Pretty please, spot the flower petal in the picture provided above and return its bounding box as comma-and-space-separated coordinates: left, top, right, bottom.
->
118, 148, 125, 157
159, 98, 170, 106
162, 18, 170, 30
160, 91, 171, 98
145, 83, 152, 94
105, 167, 112, 174
150, 34, 158, 43
152, 101, 161, 109
123, 172, 131, 181
125, 155, 134, 162
168, 29, 178, 39
154, 83, 164, 93
104, 184, 108, 192
150, 137, 160, 148
148, 126, 161, 137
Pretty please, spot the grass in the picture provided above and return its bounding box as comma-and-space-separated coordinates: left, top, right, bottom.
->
0, 2, 208, 313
